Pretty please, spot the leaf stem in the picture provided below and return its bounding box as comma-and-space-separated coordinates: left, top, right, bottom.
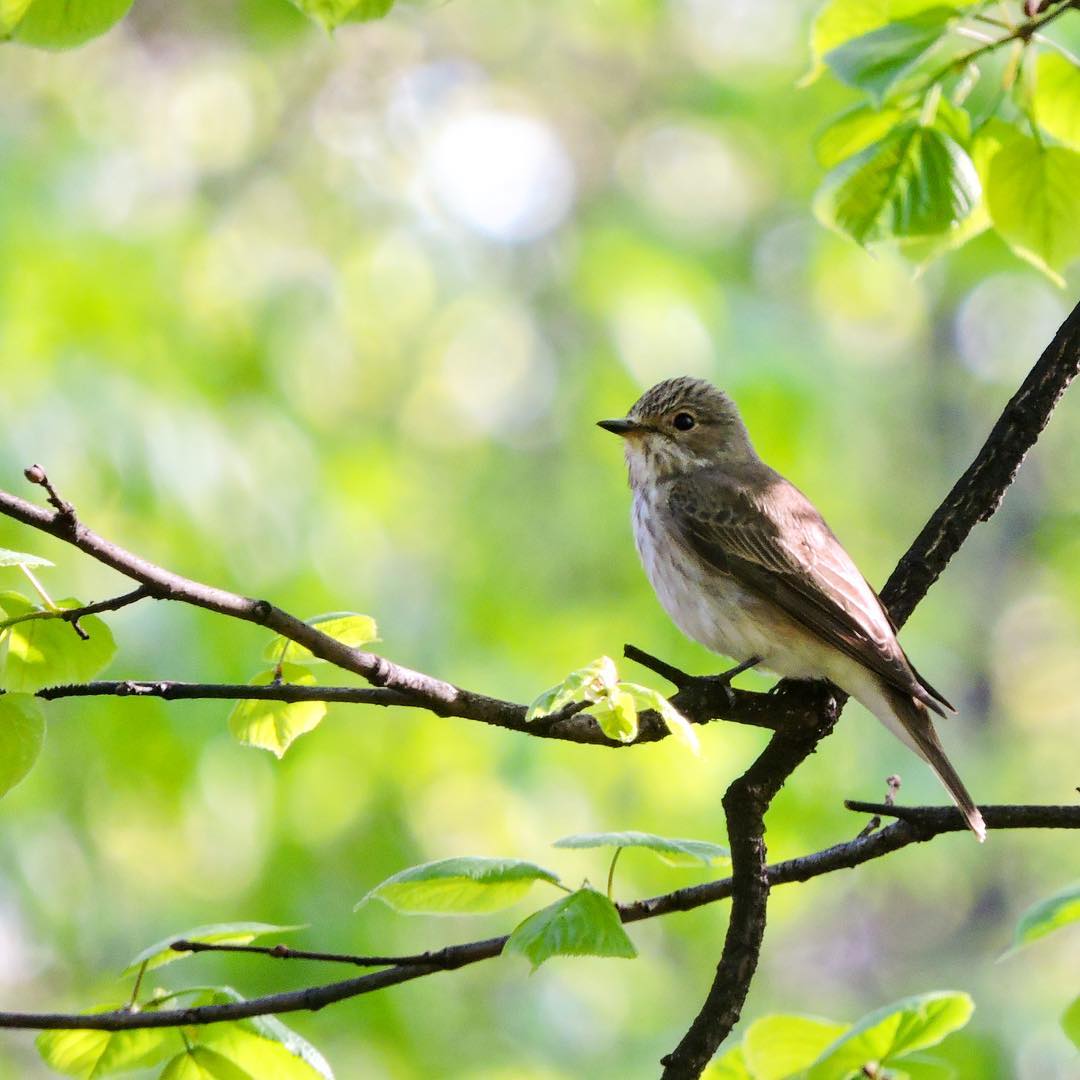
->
606, 848, 623, 900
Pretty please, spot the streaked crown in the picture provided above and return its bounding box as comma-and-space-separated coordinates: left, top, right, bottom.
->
629, 376, 739, 425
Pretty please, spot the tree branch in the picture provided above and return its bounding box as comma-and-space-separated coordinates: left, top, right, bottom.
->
659, 299, 1080, 1078
0, 803, 1073, 1034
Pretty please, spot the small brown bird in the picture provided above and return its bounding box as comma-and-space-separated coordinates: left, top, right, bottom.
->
600, 376, 985, 841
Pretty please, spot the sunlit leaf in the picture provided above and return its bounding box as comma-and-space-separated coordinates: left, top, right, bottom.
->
0, 0, 34, 37
526, 655, 619, 721
262, 612, 377, 665
0, 693, 45, 798
0, 547, 53, 568
893, 1054, 958, 1079
704, 1045, 753, 1079
11, 0, 132, 48
824, 8, 956, 104
805, 0, 966, 84
553, 830, 729, 868
588, 686, 638, 742
815, 104, 909, 168
1062, 995, 1080, 1050
815, 123, 979, 245
1034, 52, 1080, 151
288, 0, 393, 31
503, 887, 636, 970
743, 1014, 850, 1079
37, 1016, 179, 1079
1009, 881, 1080, 951
124, 922, 304, 975
359, 856, 563, 915
159, 1045, 253, 1080
808, 991, 974, 1079
620, 682, 699, 753
228, 666, 327, 758
986, 131, 1080, 285
0, 591, 116, 692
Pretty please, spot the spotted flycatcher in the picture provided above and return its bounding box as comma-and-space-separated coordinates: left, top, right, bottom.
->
600, 376, 985, 841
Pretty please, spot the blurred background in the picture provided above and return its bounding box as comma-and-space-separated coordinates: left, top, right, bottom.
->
0, 0, 1078, 1076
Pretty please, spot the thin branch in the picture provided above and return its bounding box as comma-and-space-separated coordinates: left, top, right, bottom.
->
169, 940, 442, 969
0, 586, 153, 634
0, 804, 1073, 1034
659, 299, 1080, 1078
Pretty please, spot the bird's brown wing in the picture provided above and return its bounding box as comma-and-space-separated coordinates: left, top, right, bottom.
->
667, 466, 953, 716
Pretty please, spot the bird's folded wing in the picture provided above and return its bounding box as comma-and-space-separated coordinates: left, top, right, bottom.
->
667, 468, 953, 716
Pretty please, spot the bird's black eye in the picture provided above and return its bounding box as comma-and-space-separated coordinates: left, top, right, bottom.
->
672, 412, 696, 431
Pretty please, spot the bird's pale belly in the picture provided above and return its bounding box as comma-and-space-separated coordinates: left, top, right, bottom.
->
632, 497, 829, 682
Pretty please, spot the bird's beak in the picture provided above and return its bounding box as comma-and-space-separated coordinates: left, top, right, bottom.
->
597, 417, 642, 436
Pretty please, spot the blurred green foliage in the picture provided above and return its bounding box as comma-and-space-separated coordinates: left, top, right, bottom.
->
1, 0, 1079, 1077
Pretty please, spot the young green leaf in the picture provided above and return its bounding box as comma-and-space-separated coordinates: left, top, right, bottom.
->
588, 687, 639, 742
0, 693, 45, 798
0, 591, 116, 692
262, 612, 377, 665
620, 683, 699, 753
553, 830, 729, 868
1062, 995, 1080, 1050
808, 991, 974, 1079
0, 547, 53, 568
815, 104, 909, 168
986, 130, 1080, 285
0, 0, 34, 36
359, 856, 563, 915
159, 1044, 254, 1080
287, 0, 393, 31
704, 1045, 753, 1079
124, 923, 304, 975
37, 1016, 179, 1079
1009, 881, 1080, 951
503, 887, 637, 970
11, 0, 133, 48
743, 1014, 850, 1079
1034, 52, 1080, 151
824, 8, 957, 104
526, 655, 619, 721
228, 666, 327, 758
815, 123, 979, 245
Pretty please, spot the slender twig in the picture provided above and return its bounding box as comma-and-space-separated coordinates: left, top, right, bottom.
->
624, 644, 693, 688
0, 586, 153, 634
0, 804, 1074, 1034
169, 940, 444, 968
854, 775, 901, 840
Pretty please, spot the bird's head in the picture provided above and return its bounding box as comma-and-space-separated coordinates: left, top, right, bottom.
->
598, 376, 756, 485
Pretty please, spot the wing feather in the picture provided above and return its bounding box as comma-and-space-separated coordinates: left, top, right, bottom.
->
667, 467, 953, 715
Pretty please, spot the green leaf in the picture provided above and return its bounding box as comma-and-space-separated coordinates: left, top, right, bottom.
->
1062, 995, 1080, 1050
228, 667, 327, 758
0, 547, 53, 568
287, 0, 393, 31
743, 1015, 851, 1079
816, 104, 909, 168
0, 591, 116, 692
704, 1046, 753, 1079
503, 887, 637, 970
619, 682, 699, 753
1010, 881, 1080, 951
10, 0, 132, 48
0, 0, 34, 37
893, 1054, 958, 1080
262, 612, 377, 665
1035, 52, 1080, 151
37, 1012, 178, 1078
986, 131, 1080, 284
160, 1045, 254, 1080
824, 8, 956, 104
124, 922, 304, 975
805, 0, 966, 83
553, 830, 729, 868
359, 856, 563, 915
526, 656, 619, 721
588, 686, 639, 742
808, 991, 974, 1079
0, 693, 45, 798
815, 123, 979, 245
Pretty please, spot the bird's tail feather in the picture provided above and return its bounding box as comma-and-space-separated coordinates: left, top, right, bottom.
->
883, 687, 986, 842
